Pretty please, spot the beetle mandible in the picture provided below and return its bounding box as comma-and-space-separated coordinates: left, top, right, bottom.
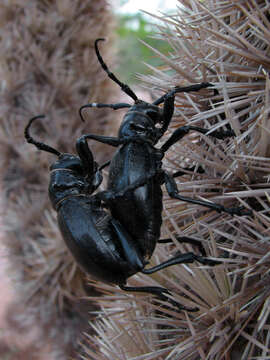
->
25, 115, 220, 311
77, 39, 250, 297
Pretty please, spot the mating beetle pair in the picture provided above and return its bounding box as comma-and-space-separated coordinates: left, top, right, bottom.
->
25, 39, 250, 311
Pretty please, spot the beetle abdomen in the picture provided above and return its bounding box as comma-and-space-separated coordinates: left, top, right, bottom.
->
57, 196, 132, 284
108, 142, 163, 258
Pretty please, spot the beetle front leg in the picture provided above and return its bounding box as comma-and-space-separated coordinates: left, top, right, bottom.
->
157, 92, 175, 138
164, 172, 251, 216
153, 82, 214, 106
78, 133, 153, 149
77, 134, 123, 148
161, 125, 235, 153
155, 83, 216, 139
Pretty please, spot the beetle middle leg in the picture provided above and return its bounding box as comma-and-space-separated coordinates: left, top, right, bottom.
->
164, 172, 250, 216
157, 124, 250, 216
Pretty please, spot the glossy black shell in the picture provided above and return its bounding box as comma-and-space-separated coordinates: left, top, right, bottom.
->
57, 196, 137, 284
108, 140, 163, 259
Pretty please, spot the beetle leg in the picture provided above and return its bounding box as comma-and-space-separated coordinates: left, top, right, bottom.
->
153, 82, 214, 106
96, 169, 157, 203
155, 83, 216, 139
159, 164, 204, 182
110, 218, 145, 271
77, 134, 123, 147
141, 252, 220, 275
161, 125, 235, 153
110, 221, 200, 312
119, 284, 198, 312
98, 165, 202, 204
164, 172, 251, 216
158, 236, 206, 257
78, 133, 152, 149
157, 92, 175, 138
136, 253, 219, 310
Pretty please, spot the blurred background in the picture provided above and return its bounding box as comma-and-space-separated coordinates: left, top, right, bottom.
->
113, 0, 174, 83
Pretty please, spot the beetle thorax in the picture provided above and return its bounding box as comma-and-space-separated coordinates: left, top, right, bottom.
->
48, 154, 94, 210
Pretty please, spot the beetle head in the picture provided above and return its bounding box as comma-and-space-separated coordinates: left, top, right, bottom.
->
25, 115, 102, 210
130, 101, 163, 124
119, 101, 163, 143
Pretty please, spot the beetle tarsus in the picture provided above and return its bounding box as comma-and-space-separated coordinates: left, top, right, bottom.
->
119, 284, 198, 312
158, 236, 207, 257
224, 206, 252, 216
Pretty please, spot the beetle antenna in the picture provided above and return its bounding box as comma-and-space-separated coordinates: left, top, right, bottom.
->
95, 38, 138, 102
79, 102, 131, 122
25, 115, 61, 156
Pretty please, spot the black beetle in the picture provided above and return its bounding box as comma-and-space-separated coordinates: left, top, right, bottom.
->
24, 115, 149, 285
25, 115, 220, 311
77, 39, 250, 297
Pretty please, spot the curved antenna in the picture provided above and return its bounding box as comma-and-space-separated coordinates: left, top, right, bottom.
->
24, 115, 61, 156
95, 38, 138, 102
79, 102, 131, 122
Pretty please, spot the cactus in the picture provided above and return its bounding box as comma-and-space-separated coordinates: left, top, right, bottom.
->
82, 1, 270, 359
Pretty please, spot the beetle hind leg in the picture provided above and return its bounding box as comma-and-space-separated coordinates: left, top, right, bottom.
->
119, 284, 198, 312
158, 236, 206, 256
119, 250, 220, 311
141, 252, 220, 276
